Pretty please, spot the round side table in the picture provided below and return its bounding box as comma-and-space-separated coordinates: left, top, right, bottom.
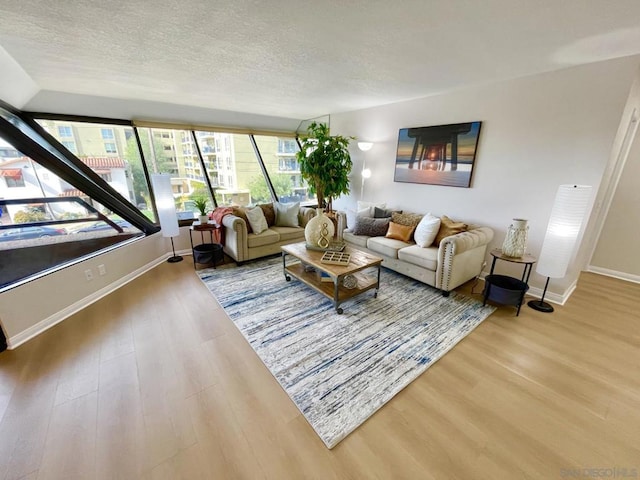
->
483, 249, 537, 316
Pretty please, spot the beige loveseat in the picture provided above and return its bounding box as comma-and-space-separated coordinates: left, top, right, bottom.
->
222, 206, 316, 264
343, 214, 493, 295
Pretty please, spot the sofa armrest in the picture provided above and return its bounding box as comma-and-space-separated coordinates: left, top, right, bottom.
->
439, 226, 494, 255
222, 214, 248, 262
437, 226, 494, 292
299, 206, 316, 227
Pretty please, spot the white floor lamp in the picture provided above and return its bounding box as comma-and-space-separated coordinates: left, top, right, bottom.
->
528, 184, 592, 312
151, 173, 183, 263
357, 141, 373, 200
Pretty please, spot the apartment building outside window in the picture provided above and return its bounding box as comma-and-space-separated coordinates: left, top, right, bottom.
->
57, 125, 72, 137
101, 128, 114, 139
61, 140, 77, 154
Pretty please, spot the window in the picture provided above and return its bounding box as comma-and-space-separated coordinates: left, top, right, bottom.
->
57, 125, 72, 137
0, 134, 143, 288
61, 140, 77, 154
254, 135, 311, 204
278, 138, 298, 154
99, 172, 112, 182
101, 128, 114, 139
193, 130, 268, 207
2, 170, 25, 187
137, 127, 214, 219
35, 119, 155, 222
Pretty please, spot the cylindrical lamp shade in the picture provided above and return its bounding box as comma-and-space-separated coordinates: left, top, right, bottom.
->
536, 184, 592, 279
150, 173, 179, 238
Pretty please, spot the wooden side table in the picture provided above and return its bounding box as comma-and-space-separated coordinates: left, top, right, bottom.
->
189, 222, 223, 268
483, 249, 537, 316
489, 249, 536, 282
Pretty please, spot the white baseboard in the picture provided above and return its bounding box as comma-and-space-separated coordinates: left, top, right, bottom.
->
6, 254, 170, 350
586, 265, 640, 284
478, 272, 576, 306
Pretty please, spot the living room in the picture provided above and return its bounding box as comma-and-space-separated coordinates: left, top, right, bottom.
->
1, 2, 640, 478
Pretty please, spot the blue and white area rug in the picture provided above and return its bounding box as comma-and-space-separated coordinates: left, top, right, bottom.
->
198, 257, 494, 448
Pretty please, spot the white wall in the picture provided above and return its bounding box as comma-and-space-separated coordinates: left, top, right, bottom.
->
0, 233, 169, 347
590, 130, 640, 281
331, 55, 640, 300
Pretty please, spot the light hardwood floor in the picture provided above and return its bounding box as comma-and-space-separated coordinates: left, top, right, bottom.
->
0, 259, 638, 479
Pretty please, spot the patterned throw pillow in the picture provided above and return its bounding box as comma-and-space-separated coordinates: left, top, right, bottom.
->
391, 211, 423, 227
258, 203, 276, 226
434, 215, 468, 246
231, 206, 253, 234
352, 216, 391, 236
385, 221, 415, 242
274, 201, 300, 227
245, 206, 269, 234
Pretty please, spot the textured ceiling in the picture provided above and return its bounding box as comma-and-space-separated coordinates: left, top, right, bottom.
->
1, 0, 640, 121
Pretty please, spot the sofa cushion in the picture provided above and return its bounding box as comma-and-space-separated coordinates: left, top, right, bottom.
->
274, 201, 300, 227
373, 206, 400, 218
398, 245, 438, 271
391, 211, 423, 227
385, 221, 415, 242
247, 228, 280, 248
353, 216, 390, 236
258, 203, 276, 227
245, 206, 268, 234
271, 226, 304, 242
231, 206, 253, 234
434, 215, 468, 246
414, 213, 441, 247
343, 229, 369, 248
367, 236, 412, 259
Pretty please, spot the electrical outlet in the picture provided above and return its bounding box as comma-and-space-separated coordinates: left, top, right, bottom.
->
98, 264, 106, 276
84, 269, 94, 281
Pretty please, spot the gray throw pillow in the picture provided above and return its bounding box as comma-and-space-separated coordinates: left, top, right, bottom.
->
374, 206, 401, 218
274, 201, 300, 227
352, 216, 390, 236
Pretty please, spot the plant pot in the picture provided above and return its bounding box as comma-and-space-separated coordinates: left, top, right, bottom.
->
198, 215, 209, 224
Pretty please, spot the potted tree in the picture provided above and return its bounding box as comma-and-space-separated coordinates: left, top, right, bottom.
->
296, 121, 353, 212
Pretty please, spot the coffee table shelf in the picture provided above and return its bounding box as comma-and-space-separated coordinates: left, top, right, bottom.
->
282, 242, 383, 314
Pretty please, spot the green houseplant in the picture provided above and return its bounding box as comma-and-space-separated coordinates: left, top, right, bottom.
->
296, 122, 353, 212
192, 195, 210, 223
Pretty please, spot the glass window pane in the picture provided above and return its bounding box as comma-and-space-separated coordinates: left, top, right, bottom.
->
253, 135, 311, 205
194, 131, 268, 207
137, 127, 215, 219
0, 137, 141, 250
36, 119, 155, 222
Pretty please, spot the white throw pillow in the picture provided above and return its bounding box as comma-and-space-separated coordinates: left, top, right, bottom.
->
414, 213, 441, 248
274, 201, 300, 227
345, 201, 386, 229
245, 206, 269, 234
356, 201, 386, 217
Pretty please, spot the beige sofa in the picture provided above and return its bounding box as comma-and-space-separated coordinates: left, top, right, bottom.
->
343, 218, 494, 295
222, 207, 315, 263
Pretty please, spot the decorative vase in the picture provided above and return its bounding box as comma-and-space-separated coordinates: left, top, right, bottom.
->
502, 218, 528, 258
305, 208, 335, 248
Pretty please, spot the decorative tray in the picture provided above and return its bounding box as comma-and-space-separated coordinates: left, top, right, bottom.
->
320, 251, 351, 266
305, 241, 346, 252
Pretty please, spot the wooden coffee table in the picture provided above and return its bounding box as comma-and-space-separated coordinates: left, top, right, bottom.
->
281, 242, 383, 314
